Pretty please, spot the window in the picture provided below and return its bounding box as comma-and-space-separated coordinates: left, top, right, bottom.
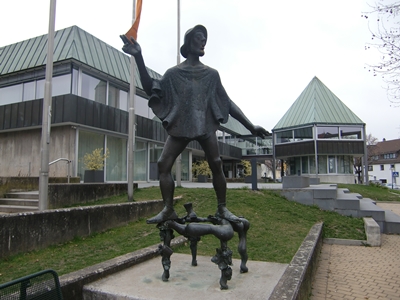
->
380, 165, 384, 171
317, 126, 339, 139
384, 153, 395, 159
328, 156, 336, 173
301, 156, 309, 174
52, 74, 71, 96
23, 81, 35, 101
294, 127, 313, 141
368, 165, 373, 171
0, 84, 22, 105
309, 156, 316, 174
106, 135, 127, 181
276, 130, 293, 144
81, 73, 106, 104
318, 156, 328, 174
340, 126, 362, 140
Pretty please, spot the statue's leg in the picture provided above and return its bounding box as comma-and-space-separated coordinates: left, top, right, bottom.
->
158, 224, 175, 281
147, 136, 189, 224
198, 136, 239, 223
232, 218, 250, 273
211, 240, 232, 290
188, 236, 200, 266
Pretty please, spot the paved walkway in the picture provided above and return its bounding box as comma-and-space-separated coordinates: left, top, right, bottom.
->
311, 202, 400, 300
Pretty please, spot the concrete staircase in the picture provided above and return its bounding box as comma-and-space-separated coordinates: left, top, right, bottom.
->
0, 190, 39, 213
282, 184, 400, 234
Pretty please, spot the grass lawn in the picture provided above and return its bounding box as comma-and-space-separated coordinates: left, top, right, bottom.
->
0, 187, 366, 284
337, 183, 400, 202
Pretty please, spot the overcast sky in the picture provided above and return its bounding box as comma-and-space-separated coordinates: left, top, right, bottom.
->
1, 0, 399, 141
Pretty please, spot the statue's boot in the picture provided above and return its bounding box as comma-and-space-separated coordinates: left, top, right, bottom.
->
216, 204, 240, 223
147, 206, 178, 224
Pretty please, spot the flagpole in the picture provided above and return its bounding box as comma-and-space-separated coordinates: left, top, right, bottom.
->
127, 0, 137, 202
38, 0, 56, 211
175, 0, 182, 187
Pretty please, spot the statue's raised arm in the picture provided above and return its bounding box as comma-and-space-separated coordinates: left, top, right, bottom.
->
120, 35, 153, 96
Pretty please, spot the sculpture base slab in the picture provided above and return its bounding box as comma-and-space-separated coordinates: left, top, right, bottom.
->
83, 254, 288, 300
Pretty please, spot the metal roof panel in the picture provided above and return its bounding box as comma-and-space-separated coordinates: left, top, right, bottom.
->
273, 76, 364, 130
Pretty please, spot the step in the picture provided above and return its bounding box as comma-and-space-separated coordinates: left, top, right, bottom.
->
0, 198, 39, 206
383, 210, 400, 234
5, 191, 39, 200
0, 205, 39, 213
358, 199, 386, 222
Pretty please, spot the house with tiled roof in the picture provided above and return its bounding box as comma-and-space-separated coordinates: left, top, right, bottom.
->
272, 76, 367, 184
368, 138, 400, 185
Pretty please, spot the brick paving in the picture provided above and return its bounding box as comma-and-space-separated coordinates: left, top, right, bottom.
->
311, 202, 400, 300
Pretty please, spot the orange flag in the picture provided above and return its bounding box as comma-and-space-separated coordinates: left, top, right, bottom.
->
125, 0, 143, 40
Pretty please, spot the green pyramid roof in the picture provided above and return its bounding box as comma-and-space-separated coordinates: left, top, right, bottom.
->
273, 77, 364, 131
0, 26, 161, 88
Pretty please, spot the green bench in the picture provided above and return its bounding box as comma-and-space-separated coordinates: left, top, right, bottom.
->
0, 269, 63, 300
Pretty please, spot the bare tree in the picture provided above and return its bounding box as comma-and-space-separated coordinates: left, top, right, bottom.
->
354, 133, 378, 183
362, 1, 400, 106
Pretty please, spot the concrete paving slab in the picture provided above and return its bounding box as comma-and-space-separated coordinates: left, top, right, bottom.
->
83, 253, 288, 300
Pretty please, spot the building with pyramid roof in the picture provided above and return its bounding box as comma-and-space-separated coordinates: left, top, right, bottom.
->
272, 77, 367, 184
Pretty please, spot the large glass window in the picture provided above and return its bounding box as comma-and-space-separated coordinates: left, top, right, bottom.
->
294, 127, 313, 141
276, 130, 293, 144
81, 73, 106, 104
309, 156, 316, 174
23, 81, 35, 101
134, 141, 147, 181
337, 155, 353, 174
317, 126, 339, 139
340, 126, 362, 140
52, 74, 71, 96
328, 155, 336, 173
318, 156, 328, 174
106, 136, 127, 181
0, 84, 22, 105
302, 156, 309, 174
77, 131, 105, 181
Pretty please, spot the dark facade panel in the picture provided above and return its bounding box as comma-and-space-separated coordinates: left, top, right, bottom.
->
0, 95, 242, 159
10, 103, 18, 129
275, 141, 315, 157
317, 140, 364, 155
23, 101, 32, 127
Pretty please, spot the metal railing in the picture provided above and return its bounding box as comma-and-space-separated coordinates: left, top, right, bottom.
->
49, 158, 72, 183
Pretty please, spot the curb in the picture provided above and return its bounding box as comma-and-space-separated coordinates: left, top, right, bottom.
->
269, 222, 323, 300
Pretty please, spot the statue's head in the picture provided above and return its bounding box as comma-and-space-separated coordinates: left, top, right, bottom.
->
180, 25, 207, 58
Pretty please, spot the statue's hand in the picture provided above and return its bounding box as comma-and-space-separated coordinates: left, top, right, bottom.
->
120, 35, 142, 57
252, 125, 270, 139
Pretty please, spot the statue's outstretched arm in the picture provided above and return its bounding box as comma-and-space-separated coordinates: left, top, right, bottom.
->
120, 35, 153, 96
229, 101, 270, 139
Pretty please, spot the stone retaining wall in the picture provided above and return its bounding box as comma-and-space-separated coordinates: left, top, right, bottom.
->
269, 222, 323, 300
0, 199, 164, 259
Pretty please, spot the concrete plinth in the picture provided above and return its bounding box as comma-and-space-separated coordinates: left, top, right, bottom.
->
83, 254, 288, 300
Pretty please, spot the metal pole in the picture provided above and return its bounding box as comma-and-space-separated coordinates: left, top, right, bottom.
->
175, 0, 182, 186
127, 0, 137, 201
363, 125, 368, 185
38, 0, 56, 211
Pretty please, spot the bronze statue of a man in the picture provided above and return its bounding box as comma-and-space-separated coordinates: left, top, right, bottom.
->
121, 25, 269, 224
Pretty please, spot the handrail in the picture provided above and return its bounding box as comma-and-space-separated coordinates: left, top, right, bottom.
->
49, 158, 72, 183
